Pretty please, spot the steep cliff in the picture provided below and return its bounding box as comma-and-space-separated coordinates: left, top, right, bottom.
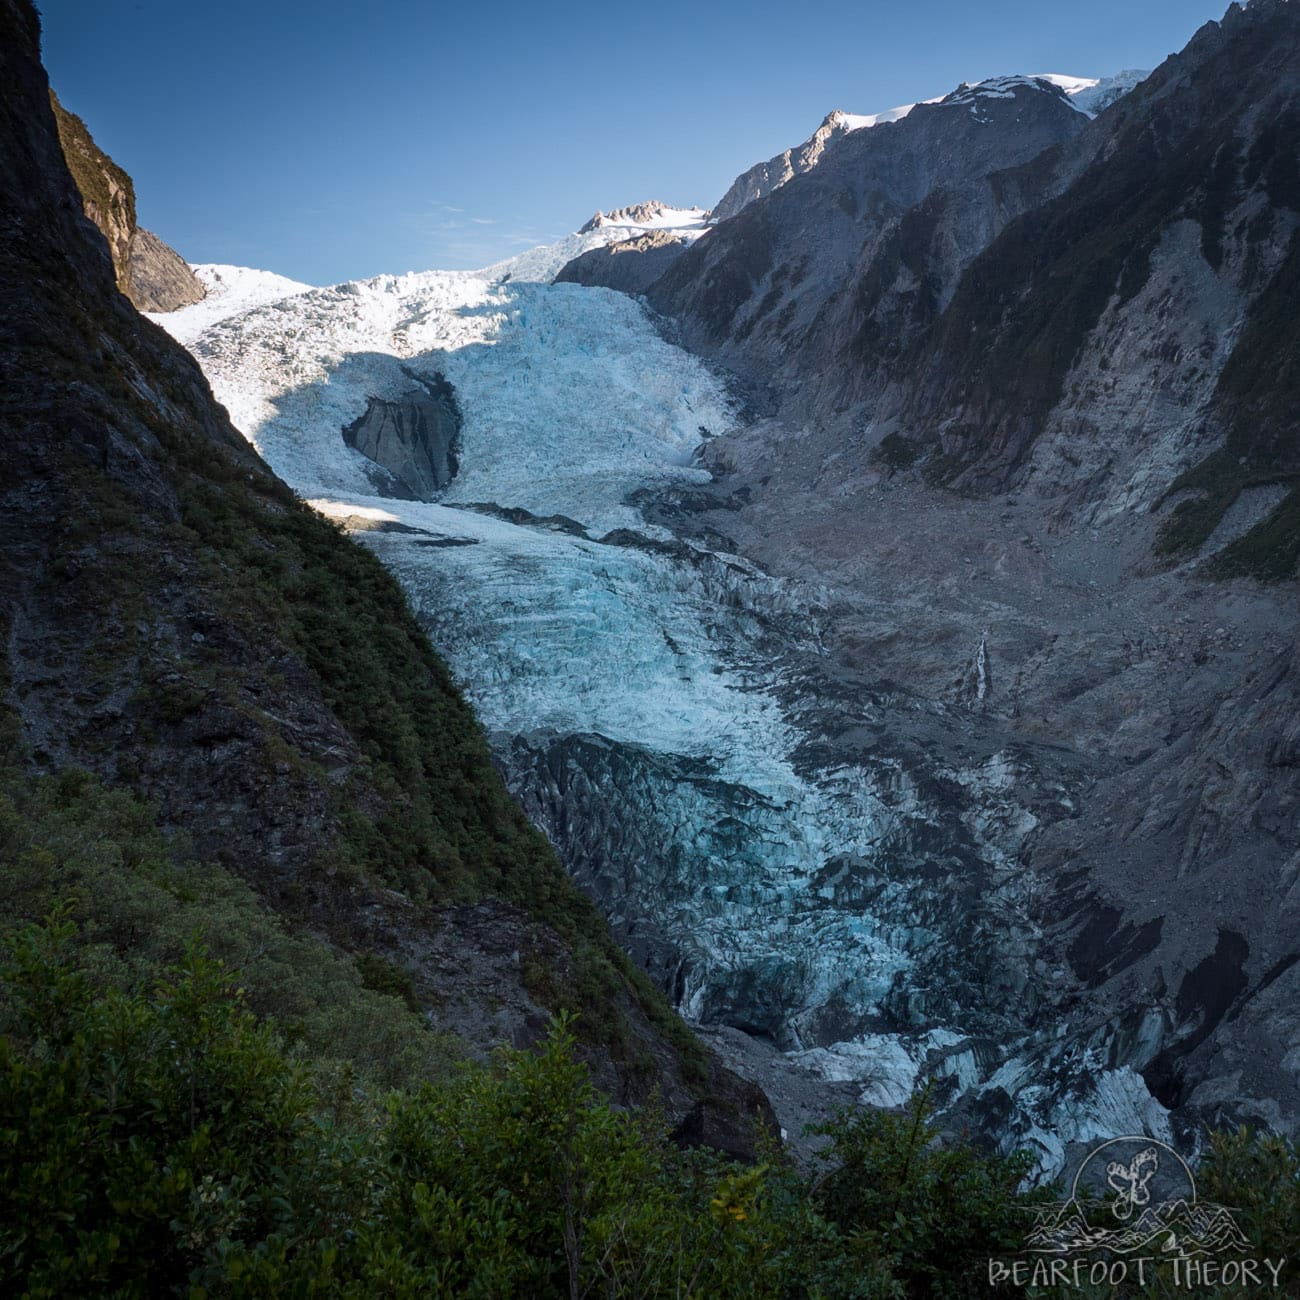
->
555, 228, 694, 296
711, 106, 916, 223
645, 77, 1091, 417
48, 88, 205, 312
902, 0, 1300, 572
636, 4, 1299, 576
0, 0, 766, 1146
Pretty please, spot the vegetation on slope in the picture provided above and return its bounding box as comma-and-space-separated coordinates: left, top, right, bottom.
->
18, 408, 701, 1070
0, 739, 1293, 1295
0, 728, 457, 1090
46, 88, 136, 245
3, 892, 1296, 1296
0, 906, 1035, 1296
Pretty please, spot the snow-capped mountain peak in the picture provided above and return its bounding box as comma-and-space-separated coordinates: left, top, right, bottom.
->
579, 201, 709, 233
711, 69, 1147, 220
825, 101, 931, 132
940, 71, 1149, 119
481, 202, 710, 284
1062, 69, 1150, 115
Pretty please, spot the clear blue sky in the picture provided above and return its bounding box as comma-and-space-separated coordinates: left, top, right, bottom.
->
38, 0, 1227, 285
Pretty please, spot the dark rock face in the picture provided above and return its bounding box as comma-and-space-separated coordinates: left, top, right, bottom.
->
343, 370, 461, 500
902, 0, 1300, 533
669, 1073, 777, 1163
0, 0, 767, 1153
711, 108, 868, 223
48, 88, 204, 312
556, 229, 691, 296
650, 2, 1300, 573
646, 77, 1089, 416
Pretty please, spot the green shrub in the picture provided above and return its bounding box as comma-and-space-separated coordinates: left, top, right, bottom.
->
808, 1084, 1040, 1298
0, 759, 458, 1091
0, 918, 363, 1297
355, 952, 421, 1012
6, 911, 1297, 1298
0, 920, 795, 1297
1198, 1126, 1300, 1287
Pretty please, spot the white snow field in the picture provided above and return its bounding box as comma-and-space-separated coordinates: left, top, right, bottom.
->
822, 70, 1148, 140
154, 264, 315, 345
939, 71, 1149, 118
154, 220, 1166, 1171
162, 269, 726, 531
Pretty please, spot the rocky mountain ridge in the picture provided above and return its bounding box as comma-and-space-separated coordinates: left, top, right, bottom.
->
555, 227, 694, 295
579, 200, 709, 231
618, 1, 1299, 570
709, 106, 913, 223
707, 73, 1148, 227
48, 89, 204, 313
641, 74, 1093, 413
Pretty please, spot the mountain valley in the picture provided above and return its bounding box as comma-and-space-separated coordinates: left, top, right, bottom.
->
96, 0, 1296, 1185
5, 0, 1300, 1213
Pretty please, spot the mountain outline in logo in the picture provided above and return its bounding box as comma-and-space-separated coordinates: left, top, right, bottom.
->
1025, 1136, 1251, 1257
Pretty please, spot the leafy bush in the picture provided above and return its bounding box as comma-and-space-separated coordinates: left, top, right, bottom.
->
808, 1084, 1039, 1298
0, 758, 458, 1090
1198, 1126, 1300, 1287
0, 919, 792, 1297
0, 917, 364, 1297
4, 910, 1298, 1297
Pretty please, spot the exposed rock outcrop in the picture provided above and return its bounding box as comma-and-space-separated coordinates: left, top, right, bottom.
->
711, 108, 890, 223
629, 0, 1300, 1154
579, 200, 707, 232
649, 6, 1299, 572
125, 225, 207, 313
555, 228, 692, 296
343, 369, 461, 500
48, 88, 204, 312
900, 0, 1300, 551
646, 77, 1091, 415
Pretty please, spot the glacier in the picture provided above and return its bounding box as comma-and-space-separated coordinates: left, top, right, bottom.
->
151, 222, 1170, 1175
